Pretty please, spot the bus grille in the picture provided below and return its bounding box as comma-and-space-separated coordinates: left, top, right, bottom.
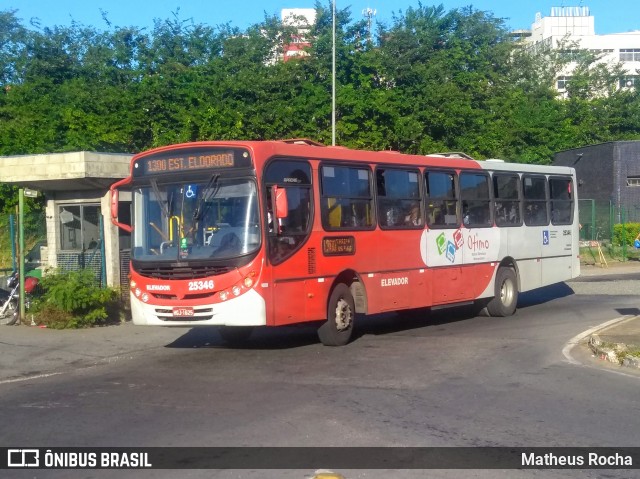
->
137, 265, 233, 280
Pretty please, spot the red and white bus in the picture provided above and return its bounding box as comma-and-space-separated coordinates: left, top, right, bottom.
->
110, 140, 580, 346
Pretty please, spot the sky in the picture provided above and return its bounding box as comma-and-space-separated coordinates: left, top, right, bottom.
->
1, 1, 638, 35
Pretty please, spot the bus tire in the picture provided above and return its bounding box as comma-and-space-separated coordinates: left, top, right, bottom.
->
487, 267, 518, 317
218, 326, 253, 344
318, 283, 355, 346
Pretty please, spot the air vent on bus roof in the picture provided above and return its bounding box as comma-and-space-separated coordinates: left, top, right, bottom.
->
429, 152, 475, 160
485, 159, 505, 162
281, 138, 326, 146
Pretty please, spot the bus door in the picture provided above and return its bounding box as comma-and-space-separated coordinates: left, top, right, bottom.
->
264, 160, 314, 326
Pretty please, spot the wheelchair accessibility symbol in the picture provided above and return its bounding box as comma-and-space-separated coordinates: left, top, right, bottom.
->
542, 230, 549, 245
185, 184, 197, 199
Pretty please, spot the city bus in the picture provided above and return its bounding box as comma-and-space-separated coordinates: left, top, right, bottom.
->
110, 139, 580, 346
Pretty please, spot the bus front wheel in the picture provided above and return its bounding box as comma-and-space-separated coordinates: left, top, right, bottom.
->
318, 284, 355, 346
486, 267, 518, 317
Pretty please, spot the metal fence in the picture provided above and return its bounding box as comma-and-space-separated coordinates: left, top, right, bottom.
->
0, 211, 105, 284
0, 211, 47, 272
579, 199, 640, 241
579, 199, 640, 262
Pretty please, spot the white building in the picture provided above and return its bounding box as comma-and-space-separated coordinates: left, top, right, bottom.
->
522, 6, 640, 93
280, 8, 316, 62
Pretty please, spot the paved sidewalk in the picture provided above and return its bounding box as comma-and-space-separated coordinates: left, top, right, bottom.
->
0, 322, 184, 383
586, 316, 640, 369
572, 260, 640, 371
578, 259, 640, 277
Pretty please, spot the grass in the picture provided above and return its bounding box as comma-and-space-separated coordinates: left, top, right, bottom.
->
580, 245, 640, 266
597, 340, 640, 364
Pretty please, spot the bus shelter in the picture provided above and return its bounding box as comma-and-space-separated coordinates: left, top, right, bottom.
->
0, 151, 131, 288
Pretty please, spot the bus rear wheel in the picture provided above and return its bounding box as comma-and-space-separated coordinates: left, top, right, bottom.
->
487, 267, 518, 317
218, 326, 253, 344
318, 283, 355, 346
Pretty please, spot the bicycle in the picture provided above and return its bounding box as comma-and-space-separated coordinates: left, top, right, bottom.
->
0, 272, 39, 326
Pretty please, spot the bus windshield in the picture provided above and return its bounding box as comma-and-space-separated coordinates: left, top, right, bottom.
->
132, 177, 260, 262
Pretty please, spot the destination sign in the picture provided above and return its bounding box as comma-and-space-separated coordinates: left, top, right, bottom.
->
322, 236, 356, 256
133, 148, 252, 177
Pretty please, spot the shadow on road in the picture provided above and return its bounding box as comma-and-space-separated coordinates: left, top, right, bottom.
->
165, 305, 483, 351
165, 324, 321, 350
516, 282, 575, 309
165, 282, 578, 350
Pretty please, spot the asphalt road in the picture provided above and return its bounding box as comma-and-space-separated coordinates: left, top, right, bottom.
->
1, 282, 640, 479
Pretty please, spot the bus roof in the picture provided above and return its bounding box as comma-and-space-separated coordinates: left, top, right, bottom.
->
131, 140, 575, 176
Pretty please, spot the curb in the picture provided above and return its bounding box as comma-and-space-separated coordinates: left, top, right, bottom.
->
588, 334, 640, 369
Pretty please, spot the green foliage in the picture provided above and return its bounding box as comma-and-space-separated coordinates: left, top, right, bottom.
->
0, 4, 639, 165
34, 268, 120, 329
612, 223, 640, 247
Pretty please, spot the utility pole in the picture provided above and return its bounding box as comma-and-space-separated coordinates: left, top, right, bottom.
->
362, 7, 377, 45
332, 0, 336, 146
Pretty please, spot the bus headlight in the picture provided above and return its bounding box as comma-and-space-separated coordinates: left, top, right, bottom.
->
232, 286, 241, 296
219, 291, 229, 301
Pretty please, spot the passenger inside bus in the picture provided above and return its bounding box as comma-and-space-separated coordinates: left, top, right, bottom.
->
404, 204, 422, 226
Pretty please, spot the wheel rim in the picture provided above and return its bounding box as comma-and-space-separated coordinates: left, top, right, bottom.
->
500, 278, 514, 306
0, 302, 16, 320
334, 298, 353, 331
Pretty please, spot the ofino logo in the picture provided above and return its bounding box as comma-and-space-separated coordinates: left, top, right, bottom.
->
8, 449, 40, 467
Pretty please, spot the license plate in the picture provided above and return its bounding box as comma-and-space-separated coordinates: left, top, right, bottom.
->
172, 307, 194, 317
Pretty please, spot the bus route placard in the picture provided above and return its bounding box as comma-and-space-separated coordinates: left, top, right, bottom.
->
322, 236, 356, 256
133, 148, 252, 176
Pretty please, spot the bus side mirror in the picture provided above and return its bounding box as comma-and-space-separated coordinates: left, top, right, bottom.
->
110, 186, 132, 233
272, 186, 289, 220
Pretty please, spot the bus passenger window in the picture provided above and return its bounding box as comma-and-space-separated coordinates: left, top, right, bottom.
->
523, 175, 548, 226
460, 172, 491, 228
550, 177, 573, 225
376, 168, 422, 229
321, 165, 374, 230
493, 174, 521, 226
425, 170, 458, 229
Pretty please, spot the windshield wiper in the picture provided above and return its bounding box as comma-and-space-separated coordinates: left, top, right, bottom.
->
150, 179, 171, 218
192, 174, 220, 220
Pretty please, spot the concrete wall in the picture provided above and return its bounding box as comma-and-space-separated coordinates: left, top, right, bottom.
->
615, 142, 640, 221
0, 151, 131, 183
1, 151, 133, 288
553, 143, 616, 202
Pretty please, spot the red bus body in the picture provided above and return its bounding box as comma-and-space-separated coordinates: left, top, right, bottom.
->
111, 140, 580, 345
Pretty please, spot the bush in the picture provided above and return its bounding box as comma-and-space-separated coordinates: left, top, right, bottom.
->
612, 223, 640, 247
33, 269, 120, 329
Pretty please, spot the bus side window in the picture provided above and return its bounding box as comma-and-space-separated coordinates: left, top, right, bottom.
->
460, 172, 491, 228
426, 170, 458, 228
493, 174, 521, 227
321, 165, 374, 231
523, 175, 549, 226
550, 177, 574, 225
376, 168, 422, 229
